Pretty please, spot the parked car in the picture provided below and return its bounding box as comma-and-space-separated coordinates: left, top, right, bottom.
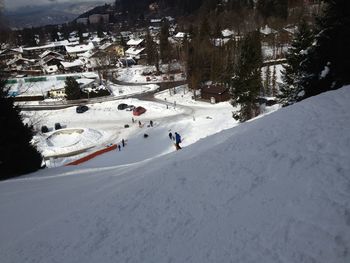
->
118, 103, 128, 110
41, 125, 49, 133
55, 123, 62, 130
76, 105, 89, 113
125, 105, 135, 111
133, 106, 146, 116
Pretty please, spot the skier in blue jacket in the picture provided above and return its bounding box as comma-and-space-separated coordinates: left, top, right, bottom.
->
174, 132, 182, 150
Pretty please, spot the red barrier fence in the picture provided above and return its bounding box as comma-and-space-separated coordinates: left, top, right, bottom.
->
66, 144, 117, 166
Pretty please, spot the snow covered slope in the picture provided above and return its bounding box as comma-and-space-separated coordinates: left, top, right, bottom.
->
1, 87, 350, 263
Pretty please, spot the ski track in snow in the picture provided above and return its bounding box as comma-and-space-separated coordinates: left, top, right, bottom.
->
1, 87, 350, 263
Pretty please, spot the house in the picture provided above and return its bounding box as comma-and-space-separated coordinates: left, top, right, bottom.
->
48, 87, 66, 98
126, 38, 145, 48
118, 58, 136, 67
124, 47, 146, 60
201, 84, 230, 103
60, 59, 85, 72
65, 42, 95, 58
0, 47, 23, 61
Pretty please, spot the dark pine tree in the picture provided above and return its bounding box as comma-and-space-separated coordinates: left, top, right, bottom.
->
299, 0, 350, 99
159, 21, 172, 63
65, 77, 81, 100
0, 77, 42, 180
231, 31, 262, 122
279, 19, 313, 105
145, 31, 160, 72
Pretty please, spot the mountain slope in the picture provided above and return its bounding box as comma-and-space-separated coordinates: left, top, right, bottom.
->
0, 86, 349, 263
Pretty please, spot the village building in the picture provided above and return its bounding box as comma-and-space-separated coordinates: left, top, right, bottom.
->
201, 83, 231, 103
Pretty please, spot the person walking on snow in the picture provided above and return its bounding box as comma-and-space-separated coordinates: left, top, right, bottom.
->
118, 144, 121, 151
174, 132, 182, 150
122, 139, 125, 147
169, 132, 173, 140
138, 120, 142, 127
150, 120, 153, 127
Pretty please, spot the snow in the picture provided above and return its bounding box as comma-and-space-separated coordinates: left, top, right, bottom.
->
320, 63, 331, 79
116, 64, 186, 84
126, 39, 144, 46
1, 86, 350, 263
65, 42, 95, 54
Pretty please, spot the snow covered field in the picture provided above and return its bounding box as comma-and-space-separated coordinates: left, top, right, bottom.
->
1, 86, 349, 263
27, 85, 238, 167
116, 64, 186, 84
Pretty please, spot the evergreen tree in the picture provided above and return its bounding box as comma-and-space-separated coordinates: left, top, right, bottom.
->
231, 31, 262, 122
257, 0, 288, 19
159, 21, 172, 63
0, 77, 42, 180
145, 31, 160, 72
299, 0, 350, 99
279, 19, 313, 105
263, 65, 270, 96
271, 65, 277, 97
65, 77, 81, 100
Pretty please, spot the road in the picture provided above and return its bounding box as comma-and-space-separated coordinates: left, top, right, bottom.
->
19, 79, 188, 111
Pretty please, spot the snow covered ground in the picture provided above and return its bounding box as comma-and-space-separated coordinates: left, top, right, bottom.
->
1, 86, 349, 263
116, 64, 186, 84
27, 85, 237, 167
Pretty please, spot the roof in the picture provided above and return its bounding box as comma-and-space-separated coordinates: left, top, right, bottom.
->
174, 32, 186, 38
126, 39, 144, 46
222, 29, 235, 37
60, 59, 84, 68
125, 47, 145, 56
65, 42, 95, 54
23, 40, 75, 51
39, 50, 63, 59
260, 25, 278, 35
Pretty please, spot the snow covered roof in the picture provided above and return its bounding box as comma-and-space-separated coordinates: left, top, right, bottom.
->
60, 59, 84, 68
24, 40, 75, 51
283, 25, 298, 35
125, 47, 145, 56
39, 50, 63, 59
99, 42, 113, 50
65, 42, 95, 54
221, 29, 235, 37
174, 32, 186, 39
260, 25, 278, 35
126, 39, 144, 46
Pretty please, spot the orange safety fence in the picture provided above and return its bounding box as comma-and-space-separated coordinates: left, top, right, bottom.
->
66, 144, 117, 166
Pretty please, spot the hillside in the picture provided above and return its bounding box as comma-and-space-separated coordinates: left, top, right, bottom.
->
0, 86, 349, 263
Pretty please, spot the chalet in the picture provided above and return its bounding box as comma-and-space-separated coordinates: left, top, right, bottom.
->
201, 84, 230, 103
0, 47, 23, 61
65, 42, 95, 58
126, 38, 145, 48
23, 40, 76, 57
60, 60, 85, 72
125, 47, 146, 60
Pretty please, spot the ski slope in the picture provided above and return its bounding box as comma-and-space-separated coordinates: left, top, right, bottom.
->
0, 86, 349, 263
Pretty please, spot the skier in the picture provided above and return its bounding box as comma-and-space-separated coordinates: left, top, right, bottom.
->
138, 120, 142, 127
122, 139, 125, 147
168, 132, 173, 140
174, 132, 182, 150
150, 120, 153, 127
118, 144, 121, 151
132, 117, 135, 123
